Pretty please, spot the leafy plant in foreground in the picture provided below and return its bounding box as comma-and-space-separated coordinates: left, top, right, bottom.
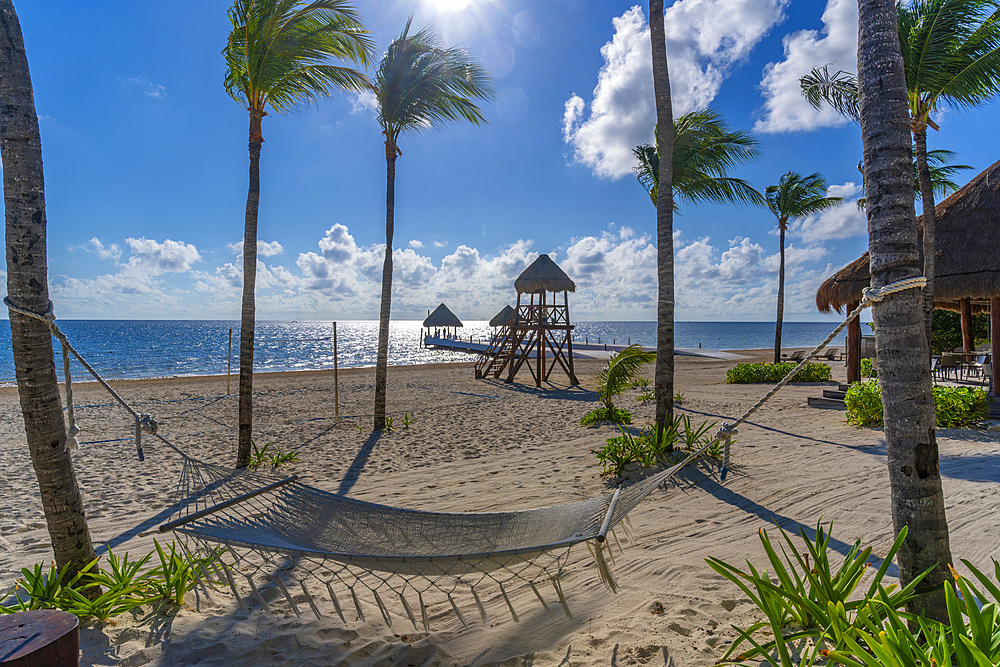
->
591, 414, 720, 476
636, 390, 654, 403
382, 416, 395, 433
707, 524, 932, 666
401, 413, 416, 428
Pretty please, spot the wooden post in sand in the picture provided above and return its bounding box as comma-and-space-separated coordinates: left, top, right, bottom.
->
333, 322, 339, 423
227, 328, 232, 395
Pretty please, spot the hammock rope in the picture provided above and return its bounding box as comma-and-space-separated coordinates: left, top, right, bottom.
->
4, 275, 924, 628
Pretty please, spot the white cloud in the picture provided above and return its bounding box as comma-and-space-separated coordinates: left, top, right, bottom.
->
126, 75, 166, 99
125, 238, 200, 273
71, 237, 122, 264
789, 182, 867, 241
564, 1, 788, 178
47, 222, 846, 320
755, 0, 858, 133
351, 90, 378, 114
227, 240, 285, 257
432, 240, 449, 248
409, 239, 424, 249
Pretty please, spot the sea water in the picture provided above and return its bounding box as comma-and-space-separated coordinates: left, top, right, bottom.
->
0, 320, 845, 385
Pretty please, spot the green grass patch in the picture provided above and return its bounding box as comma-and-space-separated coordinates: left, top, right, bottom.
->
581, 406, 633, 426
726, 362, 832, 384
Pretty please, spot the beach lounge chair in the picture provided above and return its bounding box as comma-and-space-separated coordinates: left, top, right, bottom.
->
789, 350, 806, 362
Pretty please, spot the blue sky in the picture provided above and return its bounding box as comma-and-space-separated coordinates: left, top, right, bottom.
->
3, 0, 997, 322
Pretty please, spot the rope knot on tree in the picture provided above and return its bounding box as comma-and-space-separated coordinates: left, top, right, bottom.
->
861, 276, 928, 305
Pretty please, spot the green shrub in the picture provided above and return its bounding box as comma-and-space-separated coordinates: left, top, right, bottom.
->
726, 362, 832, 384
591, 415, 721, 476
581, 406, 633, 426
860, 357, 877, 378
844, 380, 885, 426
846, 380, 988, 427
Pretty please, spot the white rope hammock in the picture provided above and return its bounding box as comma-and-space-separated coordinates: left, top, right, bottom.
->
4, 276, 923, 629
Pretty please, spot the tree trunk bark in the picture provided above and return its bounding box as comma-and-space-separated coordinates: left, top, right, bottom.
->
857, 0, 952, 623
236, 113, 263, 468
649, 0, 675, 442
773, 225, 786, 364
913, 126, 936, 348
1, 0, 97, 576
374, 144, 397, 431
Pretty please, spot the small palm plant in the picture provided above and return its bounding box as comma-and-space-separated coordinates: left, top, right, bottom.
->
596, 345, 656, 411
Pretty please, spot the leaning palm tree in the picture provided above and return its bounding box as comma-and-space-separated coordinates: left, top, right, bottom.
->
223, 0, 374, 467
802, 0, 1000, 343
632, 108, 765, 210
765, 172, 842, 363
648, 0, 676, 437
371, 19, 494, 431
1, 0, 97, 578
857, 0, 953, 624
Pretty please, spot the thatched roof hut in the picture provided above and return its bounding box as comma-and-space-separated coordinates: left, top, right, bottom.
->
423, 303, 463, 328
489, 305, 515, 327
514, 254, 576, 294
816, 157, 1000, 313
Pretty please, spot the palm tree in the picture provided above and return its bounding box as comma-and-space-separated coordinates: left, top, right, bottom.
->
765, 172, 842, 363
1, 0, 97, 578
223, 0, 373, 466
648, 0, 676, 437
802, 0, 1000, 342
857, 0, 953, 623
632, 108, 765, 210
370, 20, 494, 431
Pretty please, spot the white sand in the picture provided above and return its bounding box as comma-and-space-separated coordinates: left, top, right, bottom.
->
2, 354, 998, 666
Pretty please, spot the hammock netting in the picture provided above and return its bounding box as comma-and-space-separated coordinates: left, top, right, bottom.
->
167, 452, 689, 629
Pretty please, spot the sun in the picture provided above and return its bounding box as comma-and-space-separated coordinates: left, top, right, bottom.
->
423, 0, 472, 12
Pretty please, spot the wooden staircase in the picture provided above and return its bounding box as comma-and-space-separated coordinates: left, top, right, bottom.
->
808, 384, 849, 410
475, 325, 517, 379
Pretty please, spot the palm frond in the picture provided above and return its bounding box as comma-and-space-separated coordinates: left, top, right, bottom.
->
595, 346, 656, 409
375, 18, 496, 142
631, 108, 763, 211
765, 171, 843, 225
223, 0, 375, 115
799, 65, 860, 121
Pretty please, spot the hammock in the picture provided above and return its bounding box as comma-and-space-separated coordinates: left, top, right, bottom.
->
4, 278, 921, 629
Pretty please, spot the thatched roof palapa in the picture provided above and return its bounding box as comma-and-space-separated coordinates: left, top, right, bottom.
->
816, 157, 1000, 314
514, 254, 576, 294
489, 305, 515, 327
423, 303, 463, 328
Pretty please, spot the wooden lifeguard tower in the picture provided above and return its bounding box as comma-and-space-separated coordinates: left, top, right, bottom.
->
475, 254, 578, 386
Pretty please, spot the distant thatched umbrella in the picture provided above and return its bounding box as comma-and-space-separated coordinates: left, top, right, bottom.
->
489, 305, 515, 327
514, 254, 576, 294
817, 157, 1000, 314
423, 303, 463, 328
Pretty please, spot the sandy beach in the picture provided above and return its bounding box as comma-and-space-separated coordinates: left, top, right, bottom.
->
2, 352, 998, 666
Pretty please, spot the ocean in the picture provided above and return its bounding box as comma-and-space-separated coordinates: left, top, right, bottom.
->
0, 319, 847, 386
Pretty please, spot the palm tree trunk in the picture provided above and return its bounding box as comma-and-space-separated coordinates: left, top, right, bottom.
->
1, 0, 96, 576
913, 125, 936, 348
237, 112, 263, 468
857, 0, 952, 623
374, 143, 397, 431
773, 225, 786, 364
649, 0, 675, 440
